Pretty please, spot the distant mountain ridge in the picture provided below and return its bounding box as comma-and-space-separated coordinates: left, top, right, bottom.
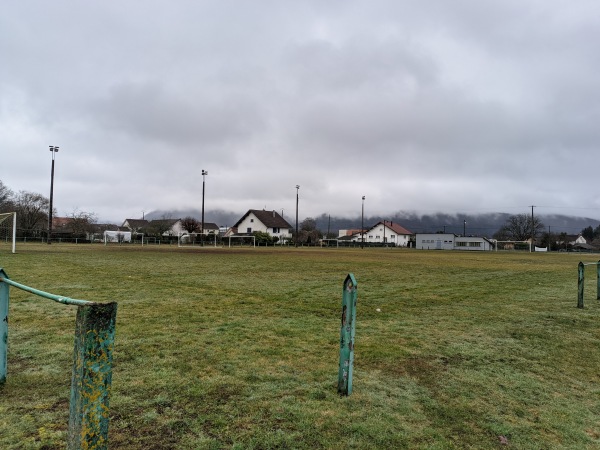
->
145, 209, 599, 237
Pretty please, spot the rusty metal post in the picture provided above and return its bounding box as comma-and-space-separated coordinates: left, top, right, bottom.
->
0, 269, 9, 384
597, 260, 600, 301
68, 302, 117, 450
578, 262, 584, 309
338, 273, 357, 395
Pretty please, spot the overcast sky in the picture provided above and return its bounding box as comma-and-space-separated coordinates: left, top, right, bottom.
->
2, 1, 600, 223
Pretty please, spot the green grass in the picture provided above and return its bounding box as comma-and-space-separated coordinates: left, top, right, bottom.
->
1, 243, 600, 449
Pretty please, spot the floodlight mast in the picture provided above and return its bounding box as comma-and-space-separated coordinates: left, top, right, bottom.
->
201, 170, 207, 246
295, 185, 300, 247
48, 146, 59, 244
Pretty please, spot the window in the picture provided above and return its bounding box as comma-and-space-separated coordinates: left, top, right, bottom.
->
456, 242, 467, 247
273, 227, 279, 233
247, 227, 252, 233
469, 242, 481, 247
250, 219, 254, 223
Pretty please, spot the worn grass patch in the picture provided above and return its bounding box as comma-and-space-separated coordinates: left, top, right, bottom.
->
1, 243, 599, 448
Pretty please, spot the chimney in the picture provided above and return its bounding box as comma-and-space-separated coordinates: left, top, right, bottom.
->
273, 210, 276, 217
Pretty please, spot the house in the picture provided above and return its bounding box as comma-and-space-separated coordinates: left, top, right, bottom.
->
231, 209, 292, 241
122, 219, 149, 233
198, 222, 220, 235
416, 233, 494, 251
363, 221, 413, 247
147, 219, 185, 237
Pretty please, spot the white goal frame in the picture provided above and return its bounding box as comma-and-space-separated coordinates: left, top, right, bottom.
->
0, 212, 17, 254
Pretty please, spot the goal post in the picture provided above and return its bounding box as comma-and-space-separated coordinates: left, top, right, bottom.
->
0, 212, 16, 254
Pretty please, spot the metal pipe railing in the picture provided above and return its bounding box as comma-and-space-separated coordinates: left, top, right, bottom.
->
0, 269, 117, 450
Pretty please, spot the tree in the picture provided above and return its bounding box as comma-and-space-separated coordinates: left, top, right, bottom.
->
297, 217, 322, 245
181, 216, 200, 234
493, 213, 545, 242
581, 226, 594, 241
14, 191, 49, 237
0, 180, 14, 212
253, 231, 273, 245
69, 209, 97, 238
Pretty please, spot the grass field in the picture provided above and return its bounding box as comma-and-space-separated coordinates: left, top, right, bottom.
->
0, 243, 599, 449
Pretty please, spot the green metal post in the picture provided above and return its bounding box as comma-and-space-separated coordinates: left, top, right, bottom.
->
578, 262, 584, 309
0, 269, 9, 384
597, 260, 600, 301
338, 273, 357, 396
68, 302, 117, 450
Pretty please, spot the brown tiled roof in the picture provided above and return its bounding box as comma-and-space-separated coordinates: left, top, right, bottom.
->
233, 209, 292, 229
379, 220, 413, 235
201, 222, 219, 230
123, 219, 149, 229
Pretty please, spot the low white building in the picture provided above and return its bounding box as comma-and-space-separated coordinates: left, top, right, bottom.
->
416, 233, 494, 251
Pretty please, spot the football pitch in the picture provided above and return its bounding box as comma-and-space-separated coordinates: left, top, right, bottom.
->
0, 243, 599, 449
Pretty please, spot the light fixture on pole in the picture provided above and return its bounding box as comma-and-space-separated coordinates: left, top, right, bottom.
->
48, 146, 59, 244
295, 185, 300, 247
463, 219, 466, 237
361, 196, 365, 249
201, 170, 207, 246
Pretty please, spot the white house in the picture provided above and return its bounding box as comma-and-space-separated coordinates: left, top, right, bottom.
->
231, 209, 293, 241
416, 233, 494, 251
363, 221, 413, 247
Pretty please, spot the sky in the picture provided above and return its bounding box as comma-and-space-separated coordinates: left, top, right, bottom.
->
2, 1, 600, 224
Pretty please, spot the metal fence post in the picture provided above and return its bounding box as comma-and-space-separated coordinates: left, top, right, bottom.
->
68, 302, 117, 450
0, 269, 9, 384
338, 273, 357, 396
597, 260, 600, 301
578, 262, 584, 309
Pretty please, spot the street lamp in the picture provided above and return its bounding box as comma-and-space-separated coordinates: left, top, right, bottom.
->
48, 146, 59, 244
295, 185, 300, 247
463, 219, 466, 237
361, 196, 365, 249
201, 170, 207, 246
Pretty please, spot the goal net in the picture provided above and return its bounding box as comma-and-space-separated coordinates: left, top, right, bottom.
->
0, 212, 16, 254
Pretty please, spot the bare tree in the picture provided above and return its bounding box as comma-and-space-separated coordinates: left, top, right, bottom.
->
0, 180, 14, 213
14, 191, 49, 237
494, 213, 545, 242
69, 209, 98, 238
297, 217, 322, 245
181, 216, 200, 233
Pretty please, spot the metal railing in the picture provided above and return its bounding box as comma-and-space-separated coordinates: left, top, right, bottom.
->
0, 268, 117, 449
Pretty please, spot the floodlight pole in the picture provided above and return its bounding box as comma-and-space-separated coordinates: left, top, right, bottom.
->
531, 205, 535, 252
361, 196, 365, 249
201, 170, 207, 246
295, 185, 300, 247
48, 146, 59, 244
463, 219, 466, 237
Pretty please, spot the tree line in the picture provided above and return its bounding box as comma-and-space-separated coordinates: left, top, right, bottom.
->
0, 179, 96, 239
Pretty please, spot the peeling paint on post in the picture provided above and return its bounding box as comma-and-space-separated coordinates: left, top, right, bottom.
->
338, 273, 357, 396
578, 262, 584, 309
68, 302, 117, 450
0, 269, 9, 385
